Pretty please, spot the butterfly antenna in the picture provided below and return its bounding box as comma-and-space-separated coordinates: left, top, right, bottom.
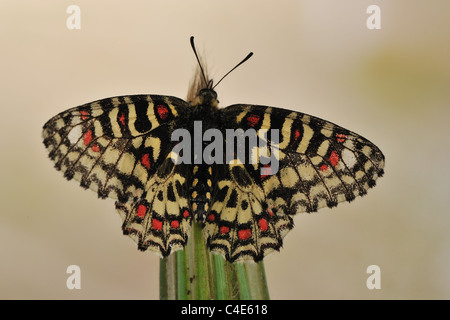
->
190, 36, 209, 88
212, 52, 253, 89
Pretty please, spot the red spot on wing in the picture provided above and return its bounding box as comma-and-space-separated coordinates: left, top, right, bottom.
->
141, 154, 151, 170
336, 133, 347, 143
183, 210, 190, 218
119, 112, 126, 126
80, 110, 89, 120
220, 226, 229, 234
247, 114, 260, 127
329, 151, 339, 167
260, 165, 272, 180
320, 164, 329, 172
171, 220, 179, 229
152, 218, 163, 230
238, 229, 252, 240
267, 209, 274, 217
157, 105, 169, 120
259, 218, 268, 232
137, 204, 147, 218
207, 214, 215, 222
84, 130, 100, 152
293, 129, 301, 142
83, 130, 93, 146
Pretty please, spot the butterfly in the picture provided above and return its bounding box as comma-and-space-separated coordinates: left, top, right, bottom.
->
42, 37, 384, 262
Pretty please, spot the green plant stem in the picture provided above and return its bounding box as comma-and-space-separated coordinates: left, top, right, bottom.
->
176, 250, 188, 300
159, 258, 167, 300
192, 220, 213, 299
235, 262, 252, 299
159, 221, 270, 300
245, 261, 270, 299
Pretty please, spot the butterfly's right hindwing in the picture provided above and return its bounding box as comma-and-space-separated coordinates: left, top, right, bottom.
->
42, 94, 190, 203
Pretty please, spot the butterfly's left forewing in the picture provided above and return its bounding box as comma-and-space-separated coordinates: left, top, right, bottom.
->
43, 94, 188, 201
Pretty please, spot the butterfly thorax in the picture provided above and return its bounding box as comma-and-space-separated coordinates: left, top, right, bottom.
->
191, 88, 219, 110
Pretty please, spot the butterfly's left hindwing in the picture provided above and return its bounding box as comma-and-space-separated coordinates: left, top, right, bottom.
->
116, 152, 192, 256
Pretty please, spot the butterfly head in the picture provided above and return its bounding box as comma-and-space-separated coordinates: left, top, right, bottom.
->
189, 36, 253, 109
192, 87, 219, 108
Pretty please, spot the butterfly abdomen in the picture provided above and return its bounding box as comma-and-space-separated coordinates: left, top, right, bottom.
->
189, 164, 214, 221
187, 97, 222, 221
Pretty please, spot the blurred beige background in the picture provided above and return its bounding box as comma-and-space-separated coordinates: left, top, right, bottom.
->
1, 0, 449, 299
